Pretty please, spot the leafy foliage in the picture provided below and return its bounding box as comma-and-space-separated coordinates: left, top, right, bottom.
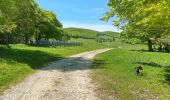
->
103, 0, 170, 51
0, 0, 65, 45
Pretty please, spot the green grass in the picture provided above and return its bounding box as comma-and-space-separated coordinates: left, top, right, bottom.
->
64, 27, 98, 39
0, 39, 115, 92
92, 44, 170, 100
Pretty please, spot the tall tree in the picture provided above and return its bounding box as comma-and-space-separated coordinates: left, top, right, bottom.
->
14, 0, 40, 44
0, 0, 66, 45
0, 0, 17, 44
102, 0, 170, 51
37, 10, 63, 41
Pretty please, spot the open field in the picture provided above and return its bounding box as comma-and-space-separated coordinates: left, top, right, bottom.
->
0, 39, 115, 92
92, 44, 170, 100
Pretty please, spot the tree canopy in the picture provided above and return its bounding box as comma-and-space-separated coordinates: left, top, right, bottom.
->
0, 0, 66, 45
103, 0, 170, 51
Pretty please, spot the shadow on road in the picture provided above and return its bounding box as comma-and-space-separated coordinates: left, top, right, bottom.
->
41, 57, 107, 72
0, 46, 111, 72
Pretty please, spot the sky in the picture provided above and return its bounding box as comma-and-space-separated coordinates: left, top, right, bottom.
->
35, 0, 120, 32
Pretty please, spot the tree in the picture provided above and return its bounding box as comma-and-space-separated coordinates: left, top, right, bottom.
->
14, 0, 41, 44
102, 0, 170, 51
0, 0, 65, 45
0, 0, 17, 45
37, 10, 63, 41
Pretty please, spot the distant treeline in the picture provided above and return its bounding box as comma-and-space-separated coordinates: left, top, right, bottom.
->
0, 0, 69, 45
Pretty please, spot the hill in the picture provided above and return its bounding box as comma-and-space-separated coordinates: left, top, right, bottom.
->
63, 27, 98, 39
99, 31, 120, 38
63, 27, 120, 40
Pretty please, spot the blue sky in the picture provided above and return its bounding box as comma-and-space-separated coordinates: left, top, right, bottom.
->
35, 0, 119, 32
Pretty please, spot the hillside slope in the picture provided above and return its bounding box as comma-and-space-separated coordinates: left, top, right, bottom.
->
63, 27, 120, 39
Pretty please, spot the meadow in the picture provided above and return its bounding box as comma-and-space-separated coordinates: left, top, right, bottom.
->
92, 44, 170, 100
0, 39, 115, 92
64, 27, 119, 40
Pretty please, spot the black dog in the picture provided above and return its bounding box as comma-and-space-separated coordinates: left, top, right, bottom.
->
135, 66, 143, 75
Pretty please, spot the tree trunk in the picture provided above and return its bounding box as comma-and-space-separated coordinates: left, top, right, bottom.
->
148, 38, 153, 51
158, 45, 162, 51
35, 32, 39, 43
38, 34, 41, 41
5, 33, 10, 48
45, 36, 49, 41
25, 35, 29, 44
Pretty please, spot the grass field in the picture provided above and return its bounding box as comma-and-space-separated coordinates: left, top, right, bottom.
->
0, 39, 116, 92
92, 44, 170, 100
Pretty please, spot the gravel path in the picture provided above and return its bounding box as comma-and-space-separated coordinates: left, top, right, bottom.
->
0, 48, 112, 100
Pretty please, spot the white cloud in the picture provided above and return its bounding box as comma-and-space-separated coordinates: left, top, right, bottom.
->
62, 21, 121, 32
92, 8, 105, 11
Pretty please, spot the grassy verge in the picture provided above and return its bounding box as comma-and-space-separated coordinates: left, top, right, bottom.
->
0, 39, 115, 92
92, 44, 170, 100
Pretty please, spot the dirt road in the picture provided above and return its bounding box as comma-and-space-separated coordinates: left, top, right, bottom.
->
0, 48, 112, 100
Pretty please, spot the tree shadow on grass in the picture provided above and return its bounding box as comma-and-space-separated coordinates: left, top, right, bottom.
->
131, 49, 148, 53
131, 49, 170, 53
135, 61, 170, 85
0, 47, 63, 69
135, 62, 163, 67
163, 66, 170, 85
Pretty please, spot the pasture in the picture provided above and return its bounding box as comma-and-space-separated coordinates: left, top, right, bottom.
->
92, 44, 170, 100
